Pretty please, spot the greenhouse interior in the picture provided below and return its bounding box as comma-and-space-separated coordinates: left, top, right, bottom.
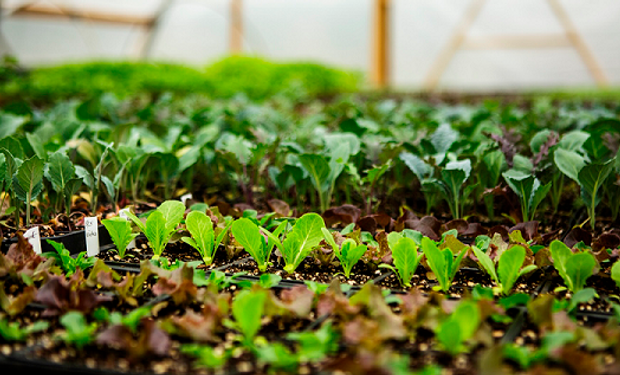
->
1, 1, 620, 374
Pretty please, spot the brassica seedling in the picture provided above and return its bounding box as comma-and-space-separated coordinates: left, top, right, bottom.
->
43, 240, 95, 276
260, 213, 325, 274
421, 236, 467, 292
549, 240, 597, 293
321, 228, 367, 278
502, 170, 551, 222
181, 210, 233, 266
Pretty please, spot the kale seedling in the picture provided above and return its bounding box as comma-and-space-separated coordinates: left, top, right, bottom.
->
43, 240, 95, 276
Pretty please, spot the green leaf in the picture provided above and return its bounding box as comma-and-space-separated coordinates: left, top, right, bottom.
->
232, 290, 267, 345
550, 240, 575, 291
157, 200, 185, 233
564, 252, 597, 293
498, 245, 526, 295
554, 148, 585, 182
45, 151, 76, 193
232, 218, 268, 271
59, 311, 97, 349
0, 114, 26, 139
471, 245, 498, 284
579, 160, 614, 229
611, 261, 620, 289
281, 213, 325, 273
102, 217, 138, 259
299, 153, 330, 194
421, 237, 448, 292
183, 211, 215, 264
391, 237, 421, 287
340, 239, 367, 278
74, 165, 94, 190
145, 210, 168, 258
400, 152, 432, 181
436, 319, 462, 355
558, 131, 589, 152
14, 156, 44, 202
431, 123, 458, 163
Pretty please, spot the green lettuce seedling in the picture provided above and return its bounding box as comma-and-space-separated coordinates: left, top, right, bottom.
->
124, 200, 185, 260
436, 300, 480, 355
260, 213, 325, 274
471, 245, 537, 295
102, 217, 138, 259
59, 311, 98, 349
232, 218, 287, 272
549, 240, 597, 293
0, 319, 48, 342
321, 228, 367, 278
228, 290, 267, 347
379, 237, 423, 288
181, 211, 233, 266
421, 236, 467, 292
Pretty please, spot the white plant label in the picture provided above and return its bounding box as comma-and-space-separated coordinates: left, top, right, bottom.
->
119, 208, 136, 250
24, 226, 42, 255
180, 193, 193, 204
84, 217, 100, 257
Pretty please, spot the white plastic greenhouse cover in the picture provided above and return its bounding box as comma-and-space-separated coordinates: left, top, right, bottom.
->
2, 0, 620, 91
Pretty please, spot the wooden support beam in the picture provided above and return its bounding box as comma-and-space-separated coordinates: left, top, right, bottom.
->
6, 3, 154, 26
371, 0, 389, 88
229, 0, 243, 54
462, 34, 571, 50
547, 0, 608, 87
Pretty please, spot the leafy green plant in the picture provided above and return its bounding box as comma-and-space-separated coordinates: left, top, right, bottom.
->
554, 149, 614, 230
438, 159, 472, 219
436, 300, 480, 355
549, 240, 597, 293
13, 155, 44, 227
471, 245, 537, 295
399, 152, 440, 215
231, 218, 286, 272
0, 319, 48, 341
43, 240, 95, 276
421, 236, 467, 292
59, 311, 98, 349
227, 289, 267, 347
321, 228, 367, 278
44, 150, 81, 216
379, 237, 423, 288
75, 144, 111, 215
102, 217, 138, 259
612, 261, 620, 289
181, 210, 233, 266
125, 200, 185, 260
260, 213, 325, 274
180, 344, 229, 370
502, 170, 551, 222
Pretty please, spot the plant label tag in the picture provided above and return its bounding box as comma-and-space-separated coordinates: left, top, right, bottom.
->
119, 208, 136, 250
181, 193, 193, 204
84, 217, 100, 257
24, 226, 42, 254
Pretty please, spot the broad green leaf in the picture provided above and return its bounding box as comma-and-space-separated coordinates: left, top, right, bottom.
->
530, 129, 552, 154
183, 211, 215, 264
612, 261, 620, 289
470, 246, 498, 284
391, 237, 421, 287
436, 319, 462, 355
299, 154, 330, 193
157, 200, 185, 232
431, 123, 458, 163
45, 151, 76, 193
452, 300, 480, 340
564, 252, 597, 293
232, 290, 267, 344
554, 148, 585, 182
558, 131, 589, 152
0, 114, 26, 139
144, 210, 168, 258
102, 217, 138, 258
498, 245, 526, 295
281, 213, 325, 273
0, 153, 6, 185
14, 156, 44, 202
550, 240, 574, 291
321, 228, 339, 254
0, 137, 24, 160
74, 165, 94, 190
445, 159, 471, 181
421, 237, 448, 291
400, 152, 432, 181
232, 218, 268, 270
